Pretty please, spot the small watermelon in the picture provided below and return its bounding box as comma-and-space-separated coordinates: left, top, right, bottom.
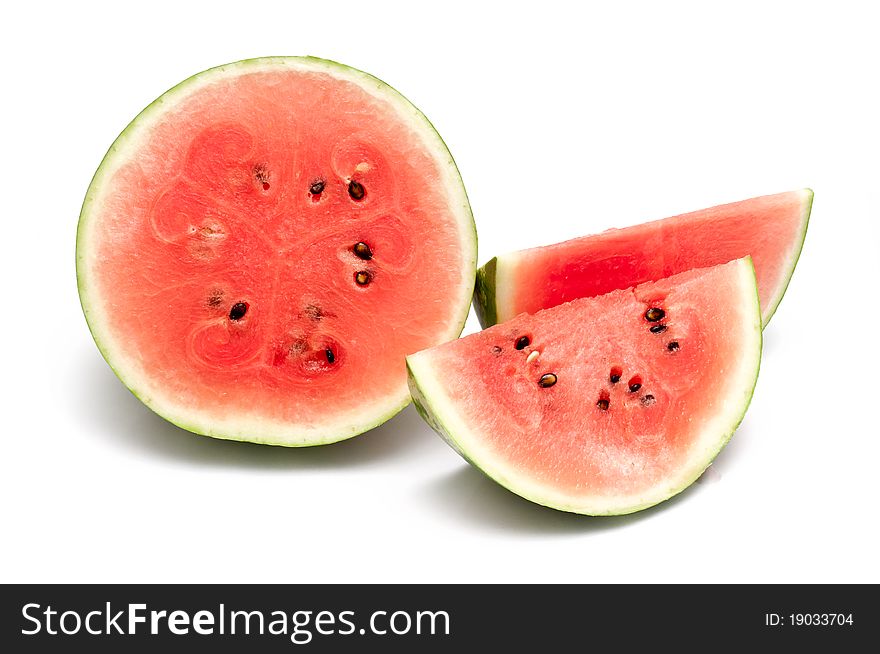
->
76, 57, 477, 446
474, 190, 812, 328
408, 257, 761, 515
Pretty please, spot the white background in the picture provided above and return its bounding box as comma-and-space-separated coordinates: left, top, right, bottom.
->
2, 1, 878, 583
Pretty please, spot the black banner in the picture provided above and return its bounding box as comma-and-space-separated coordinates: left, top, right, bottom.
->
1, 584, 875, 651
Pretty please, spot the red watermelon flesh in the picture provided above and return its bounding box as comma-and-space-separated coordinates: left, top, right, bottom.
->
408, 257, 761, 515
76, 58, 476, 446
474, 190, 811, 328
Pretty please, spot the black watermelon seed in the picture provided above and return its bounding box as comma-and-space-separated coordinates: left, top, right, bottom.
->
628, 382, 642, 393
229, 302, 248, 321
309, 179, 325, 194
539, 373, 557, 388
667, 341, 680, 352
325, 348, 335, 364
650, 323, 668, 334
353, 242, 373, 260
597, 398, 610, 411
348, 180, 366, 201
515, 335, 531, 350
610, 366, 623, 384
645, 307, 665, 322
642, 394, 656, 406
355, 271, 373, 286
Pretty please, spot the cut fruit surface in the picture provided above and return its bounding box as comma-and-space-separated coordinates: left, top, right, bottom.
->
474, 190, 811, 328
77, 57, 477, 446
409, 258, 761, 515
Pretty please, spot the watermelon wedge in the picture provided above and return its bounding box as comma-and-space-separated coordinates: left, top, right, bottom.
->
408, 257, 761, 515
77, 57, 477, 446
474, 190, 812, 328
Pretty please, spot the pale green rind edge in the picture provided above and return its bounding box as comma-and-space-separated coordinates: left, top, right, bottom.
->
760, 188, 812, 326
76, 56, 477, 447
408, 258, 763, 515
474, 189, 813, 329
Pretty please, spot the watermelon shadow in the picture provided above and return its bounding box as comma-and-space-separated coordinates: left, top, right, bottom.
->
422, 413, 758, 533
75, 348, 439, 469
693, 413, 756, 483
759, 323, 781, 357
420, 465, 695, 535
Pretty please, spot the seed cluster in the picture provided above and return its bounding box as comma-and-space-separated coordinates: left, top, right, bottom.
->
350, 243, 375, 287
350, 242, 375, 287
254, 169, 368, 200
307, 177, 366, 200
506, 333, 558, 389
213, 167, 373, 375
645, 306, 681, 353
597, 367, 655, 411
252, 169, 374, 287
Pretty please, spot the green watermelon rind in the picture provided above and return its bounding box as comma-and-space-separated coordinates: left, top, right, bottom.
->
760, 188, 812, 325
472, 256, 497, 329
407, 257, 763, 516
76, 56, 477, 447
472, 189, 812, 329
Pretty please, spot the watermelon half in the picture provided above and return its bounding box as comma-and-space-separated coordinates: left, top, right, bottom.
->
474, 190, 812, 328
76, 57, 477, 446
408, 257, 761, 515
